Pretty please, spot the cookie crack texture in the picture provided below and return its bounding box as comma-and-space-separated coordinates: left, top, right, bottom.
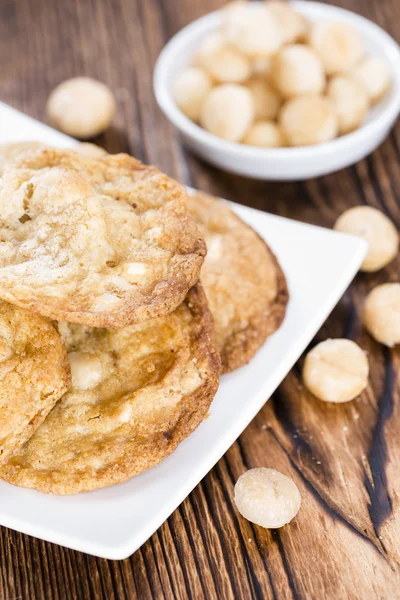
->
0, 149, 205, 328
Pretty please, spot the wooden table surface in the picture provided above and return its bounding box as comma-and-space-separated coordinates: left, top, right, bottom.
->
1, 0, 400, 598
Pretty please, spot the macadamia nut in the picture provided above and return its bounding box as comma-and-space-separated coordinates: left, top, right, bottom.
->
271, 45, 325, 98
223, 2, 283, 57
280, 95, 337, 146
309, 21, 364, 75
243, 121, 284, 147
364, 284, 400, 347
251, 57, 272, 79
334, 206, 398, 272
173, 67, 213, 121
266, 1, 309, 44
352, 56, 392, 104
200, 84, 254, 141
246, 78, 281, 120
234, 468, 301, 528
194, 32, 251, 83
303, 339, 369, 403
327, 75, 369, 135
47, 77, 115, 139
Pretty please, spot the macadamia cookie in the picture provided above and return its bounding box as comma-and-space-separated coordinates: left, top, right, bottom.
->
0, 150, 205, 328
303, 339, 369, 403
334, 206, 398, 272
235, 468, 301, 528
47, 77, 115, 138
0, 300, 70, 465
0, 286, 221, 494
188, 191, 288, 372
363, 283, 400, 347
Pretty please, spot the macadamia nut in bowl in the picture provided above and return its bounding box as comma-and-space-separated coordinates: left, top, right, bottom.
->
154, 1, 400, 180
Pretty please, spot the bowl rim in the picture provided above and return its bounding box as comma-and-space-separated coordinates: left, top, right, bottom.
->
153, 0, 400, 162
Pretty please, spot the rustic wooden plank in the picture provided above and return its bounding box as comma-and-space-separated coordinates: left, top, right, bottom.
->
1, 0, 400, 598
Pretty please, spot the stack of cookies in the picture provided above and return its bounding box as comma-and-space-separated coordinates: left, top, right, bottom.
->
0, 146, 287, 494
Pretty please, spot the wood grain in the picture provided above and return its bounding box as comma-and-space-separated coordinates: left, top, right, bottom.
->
1, 0, 400, 598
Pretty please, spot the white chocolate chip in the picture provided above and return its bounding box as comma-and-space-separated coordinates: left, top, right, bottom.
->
68, 352, 104, 390
234, 468, 301, 528
120, 261, 148, 283
118, 404, 133, 424
92, 293, 122, 311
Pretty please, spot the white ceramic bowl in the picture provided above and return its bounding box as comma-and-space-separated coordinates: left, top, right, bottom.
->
154, 1, 400, 181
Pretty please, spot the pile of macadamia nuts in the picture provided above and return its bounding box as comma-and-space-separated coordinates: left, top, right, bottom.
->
173, 0, 392, 148
301, 205, 399, 406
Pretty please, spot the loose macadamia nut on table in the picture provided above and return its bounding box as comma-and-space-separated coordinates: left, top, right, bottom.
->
280, 95, 338, 147
266, 1, 309, 44
352, 56, 392, 104
222, 1, 283, 58
303, 339, 369, 403
194, 31, 251, 83
234, 468, 301, 528
243, 121, 284, 147
334, 206, 398, 272
47, 77, 115, 138
173, 67, 213, 121
309, 21, 364, 75
327, 75, 369, 135
364, 283, 400, 347
271, 45, 325, 98
245, 78, 281, 120
200, 84, 254, 142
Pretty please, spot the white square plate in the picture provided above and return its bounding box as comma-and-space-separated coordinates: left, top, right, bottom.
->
0, 102, 367, 559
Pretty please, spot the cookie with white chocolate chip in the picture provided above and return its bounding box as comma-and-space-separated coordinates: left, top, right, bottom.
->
187, 191, 288, 373
0, 299, 70, 465
0, 285, 220, 494
0, 149, 205, 328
